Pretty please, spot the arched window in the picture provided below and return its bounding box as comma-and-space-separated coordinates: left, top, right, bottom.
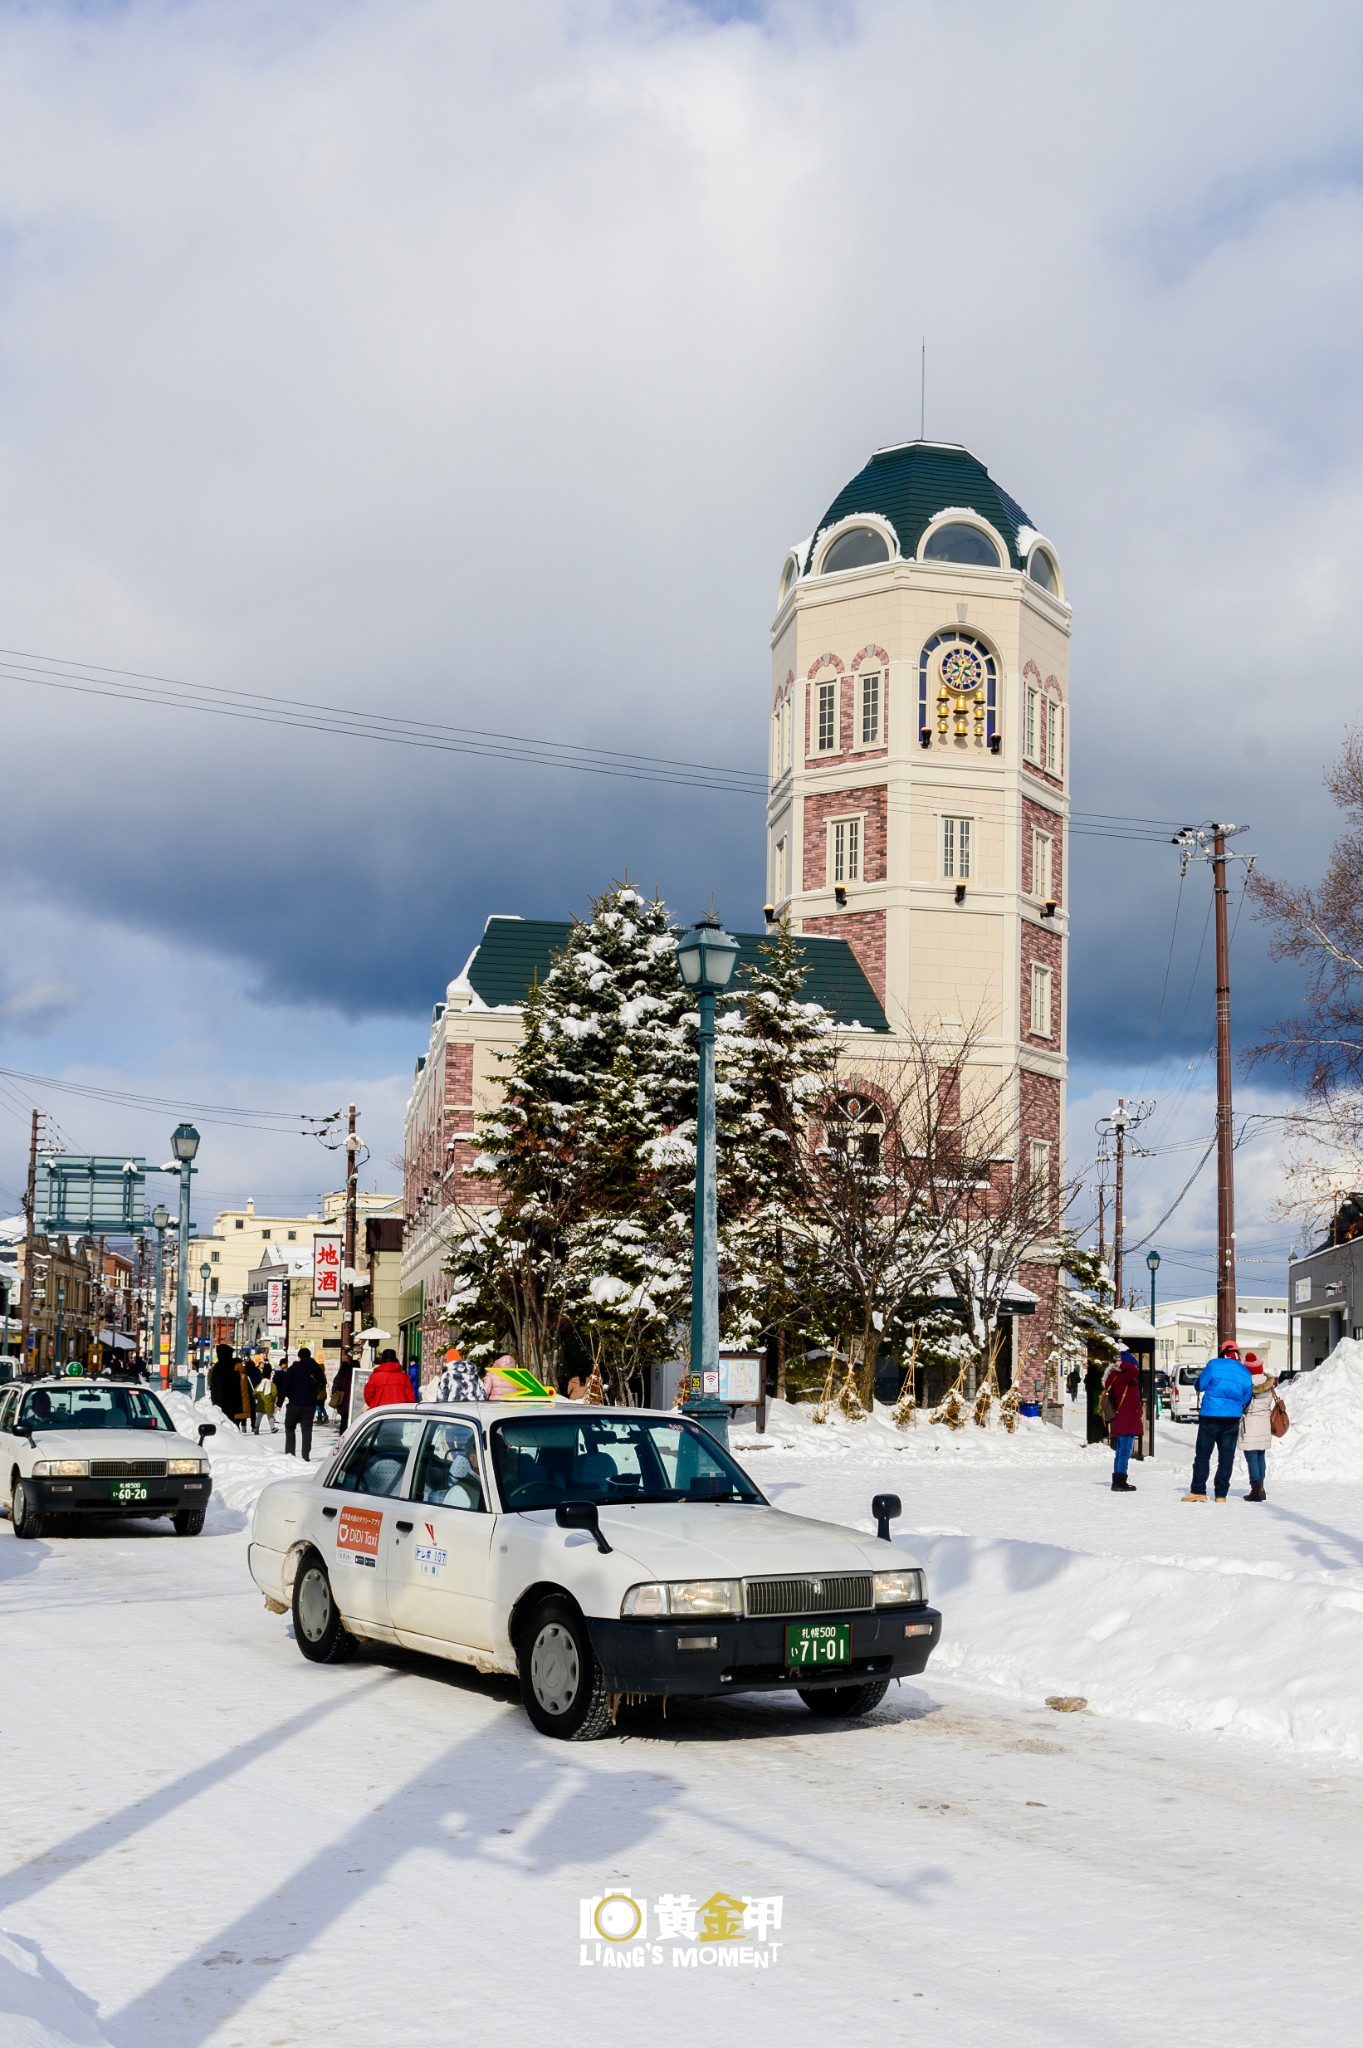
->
922, 521, 1002, 569
778, 555, 799, 602
820, 525, 891, 574
828, 1094, 885, 1170
918, 631, 999, 747
1027, 547, 1059, 595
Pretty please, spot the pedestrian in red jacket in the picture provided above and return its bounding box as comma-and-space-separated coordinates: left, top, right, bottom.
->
1104, 1351, 1144, 1493
364, 1349, 415, 1409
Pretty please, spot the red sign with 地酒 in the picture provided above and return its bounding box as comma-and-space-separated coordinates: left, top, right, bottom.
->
313, 1231, 343, 1308
336, 1507, 383, 1559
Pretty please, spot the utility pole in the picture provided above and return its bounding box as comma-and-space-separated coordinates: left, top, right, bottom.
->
19, 1110, 40, 1376
1112, 1105, 1127, 1309
1175, 824, 1250, 1355
340, 1104, 358, 1374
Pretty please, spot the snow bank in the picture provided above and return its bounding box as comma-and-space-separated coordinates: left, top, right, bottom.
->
0, 1931, 111, 2048
916, 1525, 1363, 1761
161, 1394, 318, 1525
1271, 1340, 1363, 1482
734, 1397, 1089, 1464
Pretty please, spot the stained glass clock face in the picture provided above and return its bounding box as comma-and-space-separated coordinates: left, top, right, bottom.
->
939, 645, 984, 695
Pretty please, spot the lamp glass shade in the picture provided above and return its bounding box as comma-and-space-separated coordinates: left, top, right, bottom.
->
171, 1122, 201, 1162
674, 917, 740, 994
151, 1204, 170, 1229
1145, 1249, 1161, 1271
200, 1264, 211, 1281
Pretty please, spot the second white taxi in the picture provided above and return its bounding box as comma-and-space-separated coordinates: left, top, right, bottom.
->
248, 1401, 941, 1739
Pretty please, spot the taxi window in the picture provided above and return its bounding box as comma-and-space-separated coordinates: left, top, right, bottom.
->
0, 1390, 17, 1433
19, 1386, 174, 1431
330, 1417, 421, 1498
412, 1421, 485, 1512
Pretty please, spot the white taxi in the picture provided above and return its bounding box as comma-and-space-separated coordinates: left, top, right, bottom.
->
248, 1401, 941, 1740
0, 1377, 216, 1537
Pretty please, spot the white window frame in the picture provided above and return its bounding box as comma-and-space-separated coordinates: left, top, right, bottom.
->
1032, 828, 1054, 902
1030, 961, 1053, 1038
1028, 1137, 1052, 1200
827, 813, 863, 887
815, 678, 839, 754
1044, 698, 1063, 776
773, 834, 789, 903
782, 697, 793, 773
942, 814, 973, 881
1025, 687, 1039, 762
857, 670, 882, 748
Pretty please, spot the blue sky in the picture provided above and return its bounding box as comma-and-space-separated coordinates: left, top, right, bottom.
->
3, 0, 1362, 1289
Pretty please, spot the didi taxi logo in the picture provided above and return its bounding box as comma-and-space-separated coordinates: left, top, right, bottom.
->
336, 1506, 383, 1566
578, 1889, 783, 1968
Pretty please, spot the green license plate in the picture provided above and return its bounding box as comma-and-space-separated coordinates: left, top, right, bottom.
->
785, 1621, 851, 1669
109, 1481, 149, 1503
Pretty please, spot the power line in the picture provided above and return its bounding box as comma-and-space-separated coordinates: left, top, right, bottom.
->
0, 1063, 333, 1133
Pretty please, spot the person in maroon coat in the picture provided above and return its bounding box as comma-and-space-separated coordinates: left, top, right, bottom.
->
1105, 1350, 1145, 1493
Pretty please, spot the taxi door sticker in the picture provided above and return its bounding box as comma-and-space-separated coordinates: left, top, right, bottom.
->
336, 1505, 384, 1568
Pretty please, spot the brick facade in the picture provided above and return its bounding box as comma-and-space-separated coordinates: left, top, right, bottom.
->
801, 910, 888, 1007
1020, 918, 1064, 1050
1021, 794, 1065, 903
801, 783, 887, 893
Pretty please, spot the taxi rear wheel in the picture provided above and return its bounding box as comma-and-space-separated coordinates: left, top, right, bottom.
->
519, 1598, 611, 1741
292, 1550, 357, 1664
12, 1480, 44, 1541
798, 1679, 891, 1718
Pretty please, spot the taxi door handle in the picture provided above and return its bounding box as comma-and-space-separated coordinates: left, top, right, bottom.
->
395, 1520, 413, 1533
322, 1506, 337, 1519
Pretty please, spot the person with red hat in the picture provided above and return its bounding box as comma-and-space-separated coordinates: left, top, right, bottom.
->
1239, 1354, 1279, 1501
1103, 1350, 1145, 1493
1184, 1341, 1254, 1501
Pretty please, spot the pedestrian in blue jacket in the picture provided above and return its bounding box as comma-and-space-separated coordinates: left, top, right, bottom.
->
1183, 1344, 1254, 1501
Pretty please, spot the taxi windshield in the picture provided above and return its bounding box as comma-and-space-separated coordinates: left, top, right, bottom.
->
19, 1386, 175, 1433
491, 1414, 764, 1512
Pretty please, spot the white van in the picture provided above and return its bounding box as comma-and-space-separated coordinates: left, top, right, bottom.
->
1170, 1366, 1202, 1422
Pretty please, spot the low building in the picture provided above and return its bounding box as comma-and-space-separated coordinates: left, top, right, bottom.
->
241, 1218, 404, 1373
1154, 1294, 1289, 1373
189, 1191, 399, 1297
1288, 1195, 1363, 1369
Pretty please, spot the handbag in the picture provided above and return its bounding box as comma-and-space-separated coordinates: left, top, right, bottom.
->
1270, 1395, 1290, 1439
1099, 1382, 1119, 1425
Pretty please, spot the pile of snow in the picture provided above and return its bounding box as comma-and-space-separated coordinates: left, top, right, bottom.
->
915, 1525, 1363, 1760
734, 1397, 1089, 1464
1271, 1340, 1363, 1482
161, 1393, 317, 1525
0, 1930, 110, 2048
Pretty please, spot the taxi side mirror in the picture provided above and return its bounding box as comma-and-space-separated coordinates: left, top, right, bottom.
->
872, 1492, 902, 1542
198, 1424, 217, 1444
556, 1500, 612, 1554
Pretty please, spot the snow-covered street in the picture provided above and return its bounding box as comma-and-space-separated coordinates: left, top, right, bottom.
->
3, 1394, 1362, 2048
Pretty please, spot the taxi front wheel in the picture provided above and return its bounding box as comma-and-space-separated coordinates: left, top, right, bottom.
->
518, 1598, 611, 1741
12, 1480, 44, 1540
292, 1551, 358, 1664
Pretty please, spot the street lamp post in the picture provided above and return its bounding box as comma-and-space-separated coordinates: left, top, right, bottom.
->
675, 913, 741, 1448
199, 1263, 212, 1393
170, 1124, 200, 1383
150, 1203, 170, 1384
55, 1283, 66, 1369
1145, 1247, 1161, 1448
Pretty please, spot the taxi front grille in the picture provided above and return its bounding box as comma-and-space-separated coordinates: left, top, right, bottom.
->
744, 1573, 873, 1618
88, 1460, 167, 1479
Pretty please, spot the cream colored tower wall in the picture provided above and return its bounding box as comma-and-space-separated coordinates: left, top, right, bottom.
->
767, 547, 1071, 1174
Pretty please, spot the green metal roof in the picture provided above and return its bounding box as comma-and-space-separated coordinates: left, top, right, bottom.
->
463, 917, 890, 1032
804, 440, 1034, 572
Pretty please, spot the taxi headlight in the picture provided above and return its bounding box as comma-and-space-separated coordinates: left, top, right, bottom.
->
33, 1459, 87, 1478
621, 1579, 742, 1619
167, 1458, 205, 1475
873, 1568, 926, 1607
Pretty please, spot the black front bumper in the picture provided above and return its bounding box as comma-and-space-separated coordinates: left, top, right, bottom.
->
27, 1476, 212, 1517
588, 1605, 942, 1699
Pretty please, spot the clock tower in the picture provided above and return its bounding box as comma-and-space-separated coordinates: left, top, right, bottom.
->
767, 440, 1070, 1399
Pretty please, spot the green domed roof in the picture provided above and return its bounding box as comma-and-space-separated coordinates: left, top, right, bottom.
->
804, 441, 1035, 572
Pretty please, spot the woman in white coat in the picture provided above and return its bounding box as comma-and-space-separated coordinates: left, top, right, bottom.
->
1240, 1355, 1276, 1501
